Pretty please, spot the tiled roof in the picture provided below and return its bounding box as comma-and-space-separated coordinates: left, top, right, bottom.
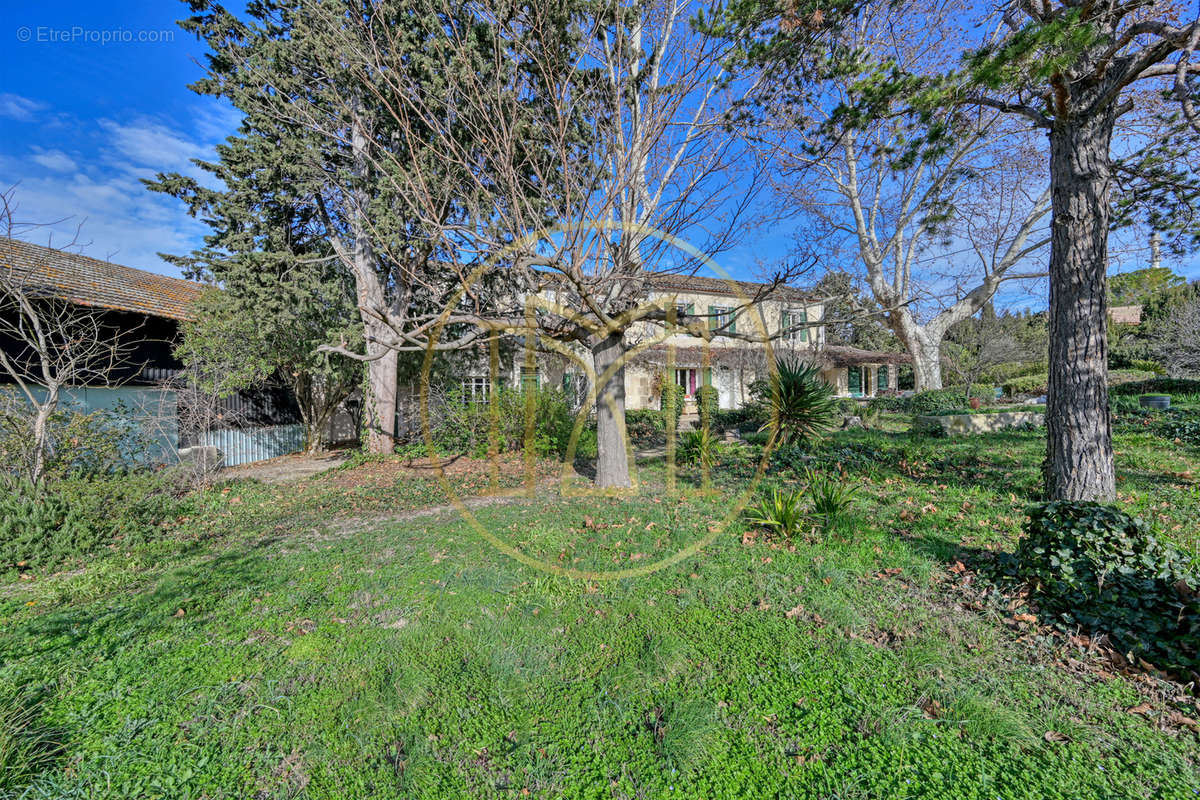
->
0, 236, 205, 321
645, 272, 813, 302
634, 343, 910, 368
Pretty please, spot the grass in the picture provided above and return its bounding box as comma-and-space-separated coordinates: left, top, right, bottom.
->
1, 427, 1198, 799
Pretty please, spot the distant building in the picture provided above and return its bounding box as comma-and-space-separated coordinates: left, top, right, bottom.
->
1109, 305, 1143, 325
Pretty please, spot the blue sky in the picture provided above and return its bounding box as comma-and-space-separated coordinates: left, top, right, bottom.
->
0, 0, 796, 283
0, 1, 1192, 308
0, 1, 240, 273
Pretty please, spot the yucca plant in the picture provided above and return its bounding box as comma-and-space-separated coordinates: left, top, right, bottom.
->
804, 467, 858, 532
746, 485, 808, 539
678, 428, 720, 471
758, 357, 837, 445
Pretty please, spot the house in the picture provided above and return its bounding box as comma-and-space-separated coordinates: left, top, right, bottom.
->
470, 272, 907, 413
0, 237, 307, 466
1109, 304, 1143, 325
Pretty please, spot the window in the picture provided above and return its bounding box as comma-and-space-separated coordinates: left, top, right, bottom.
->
669, 302, 693, 332
708, 305, 735, 332
877, 367, 888, 391
462, 376, 490, 402
783, 308, 809, 342
675, 368, 699, 397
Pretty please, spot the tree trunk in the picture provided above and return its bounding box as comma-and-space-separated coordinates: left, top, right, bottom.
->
31, 402, 53, 486
592, 332, 631, 489
1045, 113, 1116, 501
362, 326, 398, 455
910, 335, 943, 392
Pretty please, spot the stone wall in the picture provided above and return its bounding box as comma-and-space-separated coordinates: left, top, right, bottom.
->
913, 411, 1045, 436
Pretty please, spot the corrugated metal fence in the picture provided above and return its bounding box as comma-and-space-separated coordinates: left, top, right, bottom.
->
196, 424, 306, 467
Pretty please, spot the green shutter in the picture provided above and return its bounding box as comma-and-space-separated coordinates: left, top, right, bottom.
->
728, 309, 736, 333
521, 367, 538, 392
703, 367, 712, 386
798, 308, 809, 342
877, 368, 888, 391
707, 305, 717, 330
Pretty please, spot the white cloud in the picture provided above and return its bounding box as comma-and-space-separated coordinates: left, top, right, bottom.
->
0, 93, 48, 122
29, 148, 77, 173
98, 117, 212, 174
1, 101, 238, 276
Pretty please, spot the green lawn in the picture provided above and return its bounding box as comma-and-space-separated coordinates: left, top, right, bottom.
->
2, 426, 1198, 799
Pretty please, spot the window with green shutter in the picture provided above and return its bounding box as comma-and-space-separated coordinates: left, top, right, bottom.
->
785, 308, 809, 342
709, 306, 734, 332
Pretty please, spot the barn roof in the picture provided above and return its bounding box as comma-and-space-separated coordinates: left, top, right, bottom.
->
0, 236, 205, 322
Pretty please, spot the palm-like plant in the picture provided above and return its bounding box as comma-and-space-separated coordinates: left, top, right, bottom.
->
678, 428, 720, 471
758, 357, 838, 445
745, 485, 807, 539
804, 467, 858, 532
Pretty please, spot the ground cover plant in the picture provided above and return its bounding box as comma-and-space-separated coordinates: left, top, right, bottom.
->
1, 418, 1198, 799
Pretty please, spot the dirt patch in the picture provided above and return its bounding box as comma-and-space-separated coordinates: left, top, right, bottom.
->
321, 490, 546, 538
224, 451, 349, 484
326, 454, 549, 489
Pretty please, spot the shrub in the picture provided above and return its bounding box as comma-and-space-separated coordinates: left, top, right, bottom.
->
625, 409, 666, 447
1128, 359, 1166, 376
660, 383, 686, 428
1002, 374, 1048, 396
678, 428, 720, 471
712, 407, 755, 432
1111, 378, 1200, 400
694, 385, 718, 431
0, 488, 95, 575
0, 395, 156, 489
0, 472, 188, 575
907, 387, 992, 416
746, 486, 807, 539
741, 430, 770, 447
432, 385, 578, 459
866, 391, 907, 413
755, 358, 837, 445
1013, 501, 1199, 673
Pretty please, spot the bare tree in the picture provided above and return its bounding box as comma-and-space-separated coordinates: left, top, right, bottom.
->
754, 0, 1051, 391
314, 0, 810, 488
0, 189, 137, 486
941, 311, 1030, 404
1154, 293, 1200, 377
